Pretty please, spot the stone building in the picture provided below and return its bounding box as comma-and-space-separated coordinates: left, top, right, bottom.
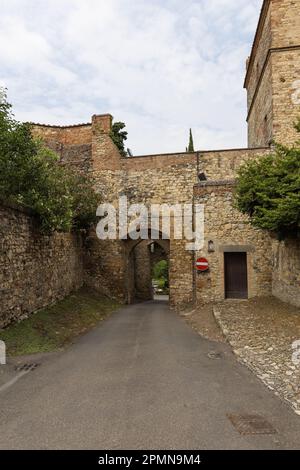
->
246, 0, 300, 147
30, 0, 299, 310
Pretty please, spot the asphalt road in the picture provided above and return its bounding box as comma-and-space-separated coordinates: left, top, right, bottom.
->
1, 300, 300, 449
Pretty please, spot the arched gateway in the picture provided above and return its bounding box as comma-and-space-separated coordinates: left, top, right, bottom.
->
125, 238, 170, 304
32, 0, 300, 309
32, 115, 273, 310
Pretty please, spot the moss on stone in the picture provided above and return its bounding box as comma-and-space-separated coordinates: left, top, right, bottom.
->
0, 288, 120, 357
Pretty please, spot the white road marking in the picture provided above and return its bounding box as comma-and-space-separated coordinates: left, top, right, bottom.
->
0, 369, 31, 393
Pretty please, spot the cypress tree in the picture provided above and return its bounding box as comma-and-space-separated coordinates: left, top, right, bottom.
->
187, 128, 194, 152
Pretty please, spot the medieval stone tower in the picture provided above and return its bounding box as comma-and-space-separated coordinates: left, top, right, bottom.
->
245, 0, 300, 147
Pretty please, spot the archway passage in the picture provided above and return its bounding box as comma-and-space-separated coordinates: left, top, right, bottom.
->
151, 245, 169, 301
126, 239, 170, 304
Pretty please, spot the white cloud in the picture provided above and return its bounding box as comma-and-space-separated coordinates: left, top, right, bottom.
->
0, 0, 263, 154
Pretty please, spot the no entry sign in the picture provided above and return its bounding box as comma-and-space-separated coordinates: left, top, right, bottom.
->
196, 257, 209, 272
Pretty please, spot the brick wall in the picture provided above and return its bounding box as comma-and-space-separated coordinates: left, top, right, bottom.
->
32, 123, 92, 146
31, 124, 93, 173
0, 202, 84, 329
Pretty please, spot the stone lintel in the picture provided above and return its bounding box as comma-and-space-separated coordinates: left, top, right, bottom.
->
218, 245, 255, 253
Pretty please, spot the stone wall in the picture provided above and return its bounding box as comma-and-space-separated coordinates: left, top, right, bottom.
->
194, 181, 273, 304
20, 1, 299, 311
32, 124, 93, 173
84, 235, 126, 301
246, 1, 272, 112
272, 48, 300, 146
32, 123, 92, 146
272, 0, 300, 48
272, 238, 300, 307
0, 202, 83, 329
133, 241, 169, 301
28, 115, 299, 309
133, 242, 153, 301
2, 0, 298, 318
245, 0, 272, 147
31, 114, 274, 308
245, 0, 300, 147
247, 60, 273, 147
199, 148, 270, 179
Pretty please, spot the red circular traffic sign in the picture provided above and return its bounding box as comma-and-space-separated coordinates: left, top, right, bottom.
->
196, 257, 209, 272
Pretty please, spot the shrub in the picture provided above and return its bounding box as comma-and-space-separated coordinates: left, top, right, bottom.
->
67, 170, 99, 230
0, 88, 99, 233
110, 121, 128, 157
235, 125, 300, 239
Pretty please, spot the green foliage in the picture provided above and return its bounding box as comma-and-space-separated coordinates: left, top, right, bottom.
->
0, 88, 99, 233
153, 259, 169, 293
235, 124, 300, 239
0, 288, 120, 356
67, 170, 99, 230
110, 121, 128, 157
187, 128, 194, 152
294, 119, 300, 134
153, 259, 168, 280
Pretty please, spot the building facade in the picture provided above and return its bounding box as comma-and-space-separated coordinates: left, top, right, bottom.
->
32, 0, 300, 309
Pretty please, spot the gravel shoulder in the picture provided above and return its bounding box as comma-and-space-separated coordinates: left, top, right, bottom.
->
213, 297, 300, 414
181, 303, 226, 344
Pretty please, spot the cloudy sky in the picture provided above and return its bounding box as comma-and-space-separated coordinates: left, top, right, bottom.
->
0, 0, 262, 155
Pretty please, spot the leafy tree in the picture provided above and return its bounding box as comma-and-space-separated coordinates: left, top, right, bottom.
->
153, 259, 169, 289
110, 121, 128, 157
0, 90, 39, 195
153, 259, 168, 279
235, 122, 300, 239
67, 170, 99, 230
0, 88, 99, 233
187, 128, 194, 152
294, 119, 300, 134
18, 146, 74, 233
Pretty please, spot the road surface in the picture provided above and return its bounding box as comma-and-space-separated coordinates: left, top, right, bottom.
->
1, 300, 300, 449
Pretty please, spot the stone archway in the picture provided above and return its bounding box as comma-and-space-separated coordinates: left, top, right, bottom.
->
125, 237, 170, 304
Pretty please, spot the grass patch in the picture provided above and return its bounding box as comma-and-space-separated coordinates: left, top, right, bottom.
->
0, 288, 120, 357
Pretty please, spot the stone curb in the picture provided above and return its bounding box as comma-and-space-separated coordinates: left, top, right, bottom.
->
212, 305, 300, 416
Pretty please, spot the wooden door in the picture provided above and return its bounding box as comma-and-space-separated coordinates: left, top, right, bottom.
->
224, 252, 248, 299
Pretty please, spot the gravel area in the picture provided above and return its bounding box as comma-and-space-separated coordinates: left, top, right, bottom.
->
182, 303, 226, 343
213, 298, 300, 414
